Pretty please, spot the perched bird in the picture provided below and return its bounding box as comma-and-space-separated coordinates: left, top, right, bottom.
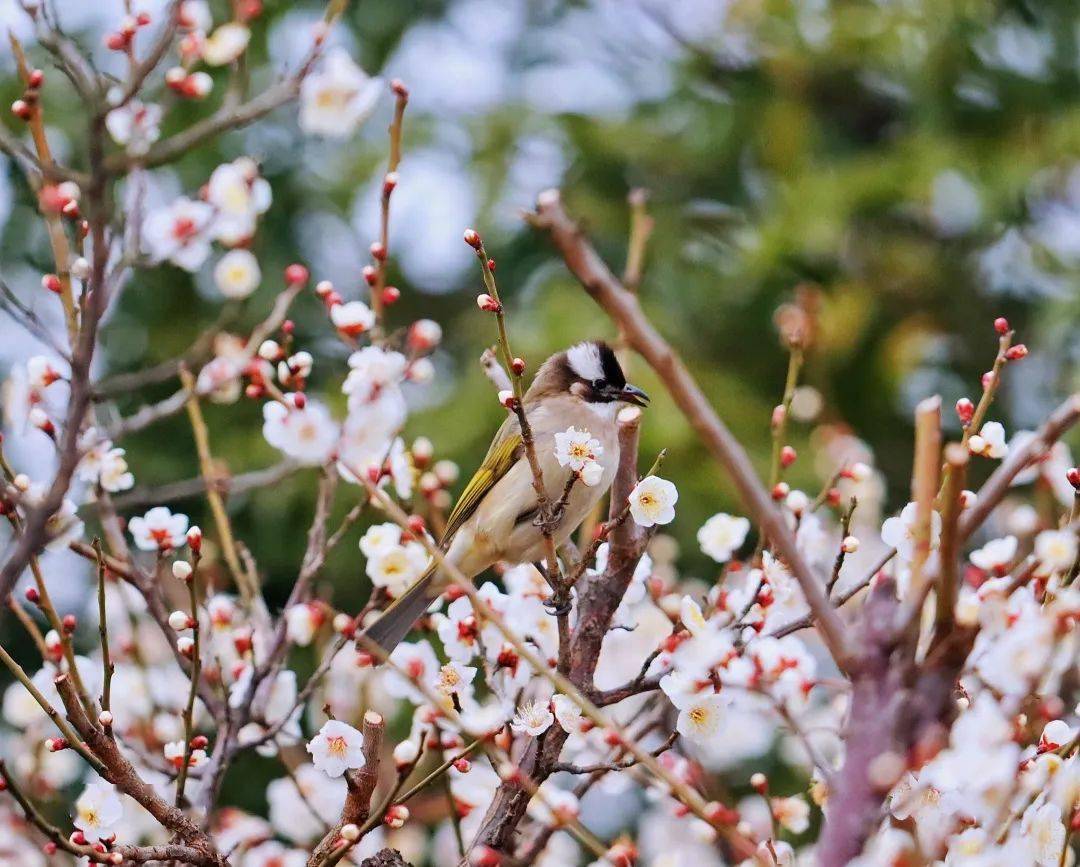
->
360, 340, 648, 653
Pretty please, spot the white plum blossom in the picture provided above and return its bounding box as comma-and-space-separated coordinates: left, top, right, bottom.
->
240, 840, 307, 867
579, 460, 605, 487
343, 347, 408, 407
73, 781, 124, 842
969, 535, 1018, 574
881, 501, 942, 560
628, 475, 679, 527
554, 426, 603, 472
551, 694, 582, 733
213, 248, 262, 298
307, 719, 366, 778
675, 691, 726, 744
1019, 801, 1065, 866
206, 158, 271, 245
772, 796, 811, 834
143, 196, 216, 271
105, 99, 162, 155
129, 506, 189, 551
266, 764, 345, 844
359, 523, 402, 558
969, 421, 1008, 459
299, 50, 382, 138
366, 542, 429, 598
511, 699, 554, 737
284, 604, 323, 647
1034, 529, 1077, 573
330, 300, 376, 338
202, 22, 250, 66
262, 400, 339, 465
697, 512, 751, 563
384, 640, 440, 704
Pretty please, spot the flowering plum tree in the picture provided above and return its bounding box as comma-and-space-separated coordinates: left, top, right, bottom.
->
0, 3, 1078, 867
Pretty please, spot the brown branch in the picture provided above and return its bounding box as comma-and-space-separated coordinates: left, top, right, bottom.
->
52, 673, 224, 863
308, 711, 385, 866
958, 393, 1080, 542
528, 192, 853, 670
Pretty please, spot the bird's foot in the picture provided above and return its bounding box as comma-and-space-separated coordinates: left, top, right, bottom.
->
543, 596, 573, 617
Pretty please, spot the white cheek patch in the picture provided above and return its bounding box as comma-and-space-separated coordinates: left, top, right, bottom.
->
567, 342, 604, 382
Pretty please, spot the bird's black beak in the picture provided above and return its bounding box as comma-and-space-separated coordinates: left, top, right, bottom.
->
619, 383, 650, 407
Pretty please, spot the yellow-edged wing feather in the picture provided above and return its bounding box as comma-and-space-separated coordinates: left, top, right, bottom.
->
440, 419, 523, 544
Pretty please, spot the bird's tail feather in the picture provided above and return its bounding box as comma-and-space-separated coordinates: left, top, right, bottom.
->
358, 563, 440, 655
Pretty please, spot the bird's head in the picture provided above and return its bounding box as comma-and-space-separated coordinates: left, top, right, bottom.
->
533, 341, 649, 408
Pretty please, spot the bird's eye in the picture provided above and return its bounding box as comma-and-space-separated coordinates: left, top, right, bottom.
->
591, 379, 604, 389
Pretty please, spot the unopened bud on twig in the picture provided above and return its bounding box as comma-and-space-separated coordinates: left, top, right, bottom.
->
463, 229, 481, 249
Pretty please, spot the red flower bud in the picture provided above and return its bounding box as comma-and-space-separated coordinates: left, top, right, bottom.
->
41, 273, 62, 293
1005, 344, 1028, 361
994, 316, 1009, 334
471, 846, 501, 867
281, 319, 295, 335
463, 229, 481, 249
11, 99, 32, 120
1066, 467, 1080, 490
369, 241, 387, 261
391, 79, 410, 99
284, 264, 309, 286
407, 514, 426, 536
383, 172, 398, 195
705, 801, 739, 826
28, 69, 44, 89
453, 757, 471, 773
780, 445, 797, 468
62, 614, 76, 633
191, 735, 209, 749
25, 587, 40, 605
955, 397, 975, 425
826, 487, 841, 507
511, 357, 526, 375
486, 258, 496, 271
355, 651, 374, 668
362, 265, 377, 286
771, 482, 789, 501
382, 285, 401, 305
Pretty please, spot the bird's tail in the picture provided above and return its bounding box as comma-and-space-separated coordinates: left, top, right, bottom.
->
358, 563, 440, 655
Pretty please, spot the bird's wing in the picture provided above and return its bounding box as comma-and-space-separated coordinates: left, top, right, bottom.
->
441, 416, 523, 543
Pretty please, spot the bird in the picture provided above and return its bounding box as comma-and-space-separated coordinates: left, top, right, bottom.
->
359, 340, 649, 654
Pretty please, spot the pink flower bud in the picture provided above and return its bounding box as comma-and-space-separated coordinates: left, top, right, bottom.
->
463, 228, 481, 249
186, 526, 202, 553
1005, 344, 1028, 360
498, 390, 516, 409
771, 482, 789, 501
10, 99, 31, 120
1067, 467, 1080, 490
780, 445, 797, 467
955, 397, 974, 425
511, 357, 526, 375
41, 273, 62, 293
28, 69, 44, 89
382, 285, 400, 305
476, 293, 501, 313
383, 172, 398, 194
369, 241, 387, 261
994, 316, 1009, 334
284, 264, 309, 286
391, 79, 409, 98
